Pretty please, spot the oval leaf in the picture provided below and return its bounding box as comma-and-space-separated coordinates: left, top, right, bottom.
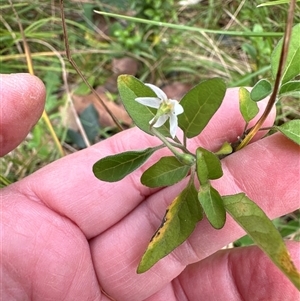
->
137, 183, 203, 273
118, 75, 170, 136
250, 79, 272, 102
239, 87, 259, 123
93, 148, 156, 182
198, 184, 226, 229
279, 80, 300, 95
275, 120, 300, 145
214, 141, 233, 157
178, 78, 226, 138
196, 147, 223, 185
223, 193, 300, 290
141, 156, 190, 188
271, 24, 300, 83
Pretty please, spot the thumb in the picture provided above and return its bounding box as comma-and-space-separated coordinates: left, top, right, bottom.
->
0, 73, 46, 156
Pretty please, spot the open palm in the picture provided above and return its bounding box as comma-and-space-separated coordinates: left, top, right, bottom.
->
1, 74, 299, 301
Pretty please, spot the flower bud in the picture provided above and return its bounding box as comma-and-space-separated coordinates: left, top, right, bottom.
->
177, 153, 196, 166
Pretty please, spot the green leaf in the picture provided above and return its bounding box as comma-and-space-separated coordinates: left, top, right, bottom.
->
67, 104, 100, 148
275, 120, 300, 145
178, 78, 226, 138
214, 141, 233, 156
80, 104, 100, 142
233, 234, 254, 247
223, 193, 300, 290
66, 129, 86, 149
93, 148, 156, 182
198, 184, 226, 229
250, 79, 273, 102
141, 156, 190, 188
239, 87, 259, 123
271, 24, 300, 83
279, 80, 300, 95
137, 183, 203, 273
117, 75, 170, 136
196, 147, 223, 185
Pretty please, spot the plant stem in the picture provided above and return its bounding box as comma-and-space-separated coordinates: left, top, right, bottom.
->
151, 128, 181, 156
235, 0, 296, 151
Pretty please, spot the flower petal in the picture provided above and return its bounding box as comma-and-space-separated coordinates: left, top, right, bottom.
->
152, 115, 168, 128
169, 114, 178, 138
135, 97, 161, 108
145, 83, 168, 101
170, 100, 184, 115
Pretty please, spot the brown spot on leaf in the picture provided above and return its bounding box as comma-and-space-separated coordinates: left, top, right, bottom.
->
279, 249, 299, 275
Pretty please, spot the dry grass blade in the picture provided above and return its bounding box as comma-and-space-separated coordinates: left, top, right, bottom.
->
8, 0, 65, 157
59, 0, 124, 132
27, 38, 91, 148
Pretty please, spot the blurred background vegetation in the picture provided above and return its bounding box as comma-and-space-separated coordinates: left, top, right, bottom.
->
1, 0, 299, 242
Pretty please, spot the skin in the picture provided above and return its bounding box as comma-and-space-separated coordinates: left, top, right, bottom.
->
1, 73, 299, 301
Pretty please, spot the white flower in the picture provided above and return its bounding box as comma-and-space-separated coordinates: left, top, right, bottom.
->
135, 83, 184, 138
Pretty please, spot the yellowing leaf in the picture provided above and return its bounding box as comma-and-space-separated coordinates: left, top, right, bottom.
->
223, 193, 300, 290
137, 183, 203, 273
239, 87, 259, 123
214, 141, 233, 156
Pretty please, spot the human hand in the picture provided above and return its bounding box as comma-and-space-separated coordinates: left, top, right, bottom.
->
0, 73, 45, 156
1, 73, 299, 301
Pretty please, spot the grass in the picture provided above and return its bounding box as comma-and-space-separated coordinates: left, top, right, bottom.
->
1, 0, 299, 241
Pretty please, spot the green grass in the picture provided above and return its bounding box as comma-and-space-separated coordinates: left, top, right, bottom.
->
1, 0, 299, 179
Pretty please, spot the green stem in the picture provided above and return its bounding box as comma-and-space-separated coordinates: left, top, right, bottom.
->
188, 165, 196, 186
169, 141, 194, 156
151, 128, 196, 166
151, 127, 182, 157
234, 0, 296, 151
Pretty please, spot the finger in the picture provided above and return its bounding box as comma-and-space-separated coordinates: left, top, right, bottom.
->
2, 191, 101, 300
0, 73, 45, 156
15, 88, 275, 238
174, 241, 300, 301
90, 133, 299, 301
143, 241, 300, 301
